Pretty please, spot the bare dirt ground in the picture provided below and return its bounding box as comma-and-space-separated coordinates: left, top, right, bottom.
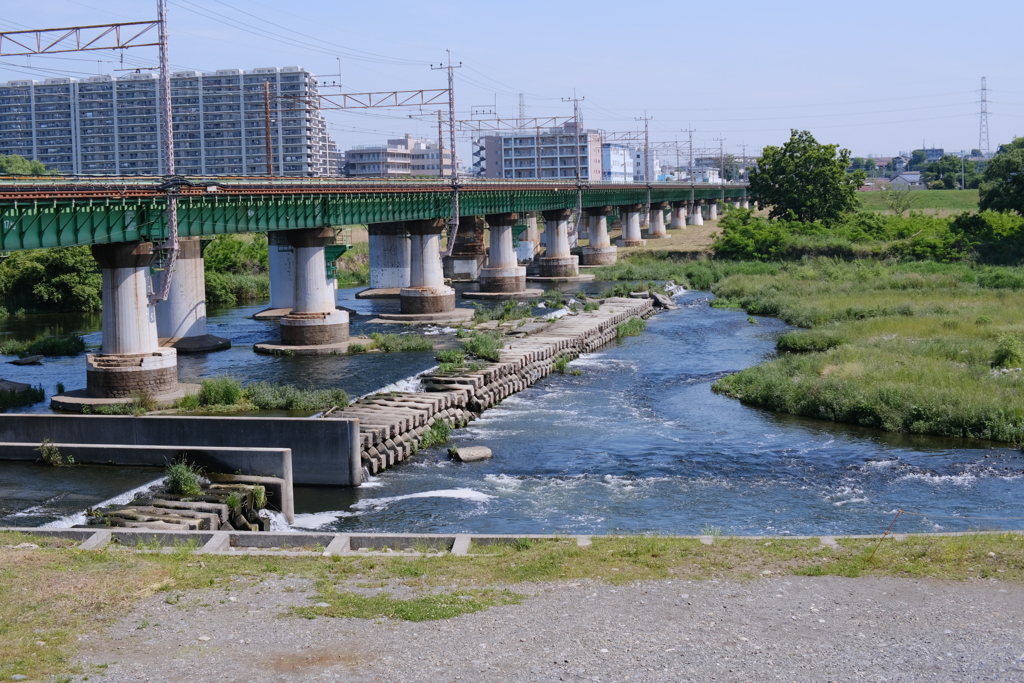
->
76, 575, 1024, 682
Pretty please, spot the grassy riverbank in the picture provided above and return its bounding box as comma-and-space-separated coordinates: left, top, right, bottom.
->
2, 530, 1021, 680
709, 259, 1024, 442
858, 189, 979, 214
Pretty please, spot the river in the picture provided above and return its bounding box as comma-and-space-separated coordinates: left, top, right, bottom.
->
2, 286, 1022, 535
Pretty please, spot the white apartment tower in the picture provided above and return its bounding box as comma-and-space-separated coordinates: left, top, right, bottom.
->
473, 123, 602, 180
0, 67, 337, 176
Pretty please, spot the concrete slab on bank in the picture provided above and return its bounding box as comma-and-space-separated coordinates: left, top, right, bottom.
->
50, 384, 200, 413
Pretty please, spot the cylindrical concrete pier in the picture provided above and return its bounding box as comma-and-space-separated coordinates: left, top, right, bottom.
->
401, 218, 456, 314
647, 202, 668, 238
87, 241, 178, 399
617, 204, 646, 247
581, 206, 618, 266
268, 230, 295, 310
689, 200, 705, 226
538, 209, 579, 277
741, 197, 750, 209
670, 201, 687, 230
516, 212, 538, 262
708, 200, 719, 221
479, 213, 527, 292
154, 237, 230, 353
279, 228, 349, 346
368, 222, 411, 289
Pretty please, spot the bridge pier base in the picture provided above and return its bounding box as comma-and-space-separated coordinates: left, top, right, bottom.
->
689, 200, 705, 226
670, 201, 687, 229
278, 228, 349, 346
708, 200, 719, 221
516, 212, 538, 263
741, 197, 750, 210
581, 206, 617, 266
617, 204, 646, 247
647, 202, 668, 238
538, 209, 579, 277
401, 219, 459, 314
155, 237, 230, 353
51, 241, 195, 412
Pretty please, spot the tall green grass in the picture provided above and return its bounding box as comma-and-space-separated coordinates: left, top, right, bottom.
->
711, 258, 1024, 442
175, 377, 349, 413
593, 252, 779, 290
0, 334, 86, 358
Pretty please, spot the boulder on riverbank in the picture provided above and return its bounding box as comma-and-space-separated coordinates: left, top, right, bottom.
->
450, 446, 492, 462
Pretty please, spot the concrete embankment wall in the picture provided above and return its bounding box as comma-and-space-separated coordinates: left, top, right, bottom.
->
334, 297, 655, 475
0, 415, 359, 486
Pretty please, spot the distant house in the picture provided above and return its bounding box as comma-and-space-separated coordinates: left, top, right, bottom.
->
889, 172, 922, 188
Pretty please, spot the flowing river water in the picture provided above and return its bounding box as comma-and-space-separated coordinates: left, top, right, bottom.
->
2, 286, 1022, 535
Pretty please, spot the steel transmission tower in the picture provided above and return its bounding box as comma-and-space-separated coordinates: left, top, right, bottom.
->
979, 76, 990, 157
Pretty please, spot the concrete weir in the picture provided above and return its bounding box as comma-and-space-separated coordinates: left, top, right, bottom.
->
331, 297, 655, 475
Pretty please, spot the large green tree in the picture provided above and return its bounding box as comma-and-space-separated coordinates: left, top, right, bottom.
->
0, 247, 101, 312
979, 138, 1024, 214
748, 129, 865, 222
0, 154, 51, 175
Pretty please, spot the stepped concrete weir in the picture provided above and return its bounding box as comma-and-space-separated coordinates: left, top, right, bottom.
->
466, 213, 544, 300
647, 202, 669, 238
332, 297, 655, 475
52, 241, 196, 412
537, 209, 579, 277
670, 201, 687, 229
155, 237, 230, 353
618, 204, 646, 246
580, 206, 618, 266
357, 221, 411, 299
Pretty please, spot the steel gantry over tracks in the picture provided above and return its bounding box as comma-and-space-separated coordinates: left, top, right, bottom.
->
0, 177, 748, 251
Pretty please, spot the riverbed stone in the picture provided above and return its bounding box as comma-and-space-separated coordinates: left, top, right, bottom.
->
451, 446, 492, 462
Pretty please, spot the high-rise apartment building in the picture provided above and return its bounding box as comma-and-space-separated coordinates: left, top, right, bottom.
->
473, 123, 602, 180
0, 66, 337, 176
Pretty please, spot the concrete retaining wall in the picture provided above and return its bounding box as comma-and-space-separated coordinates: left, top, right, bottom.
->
0, 415, 359, 486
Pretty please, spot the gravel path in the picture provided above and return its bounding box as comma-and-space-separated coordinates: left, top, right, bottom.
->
76, 576, 1024, 682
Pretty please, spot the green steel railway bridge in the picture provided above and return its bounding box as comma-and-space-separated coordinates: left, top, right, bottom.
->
0, 177, 749, 410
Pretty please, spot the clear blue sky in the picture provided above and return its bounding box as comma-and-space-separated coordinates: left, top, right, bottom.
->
2, 0, 1022, 160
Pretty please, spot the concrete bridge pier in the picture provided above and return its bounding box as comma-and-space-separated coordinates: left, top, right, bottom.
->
402, 218, 458, 314
670, 201, 687, 230
647, 202, 669, 238
278, 228, 349, 346
741, 196, 750, 210
689, 200, 705, 226
443, 215, 486, 281
618, 204, 646, 247
478, 213, 527, 292
581, 206, 618, 266
538, 209, 579, 277
155, 237, 230, 353
52, 241, 196, 411
708, 199, 719, 221
357, 222, 411, 299
517, 212, 539, 262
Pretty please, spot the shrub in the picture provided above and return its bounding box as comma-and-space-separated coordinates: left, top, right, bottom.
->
542, 289, 565, 309
583, 301, 600, 312
436, 349, 466, 365
472, 299, 534, 323
175, 393, 200, 411
199, 376, 242, 406
252, 485, 267, 510
0, 246, 101, 313
347, 343, 368, 354
334, 242, 370, 286
0, 385, 45, 411
776, 330, 847, 353
992, 333, 1024, 368
461, 330, 503, 361
165, 460, 203, 497
37, 439, 73, 467
243, 381, 349, 411
553, 355, 571, 374
419, 418, 452, 449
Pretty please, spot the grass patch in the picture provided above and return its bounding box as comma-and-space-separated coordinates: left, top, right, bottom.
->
711, 258, 1024, 441
472, 299, 535, 323
0, 385, 45, 411
0, 334, 86, 358
164, 460, 203, 496
1, 532, 1022, 681
552, 354, 571, 374
616, 317, 647, 340
461, 330, 504, 362
419, 418, 452, 449
594, 252, 780, 290
174, 378, 349, 413
84, 392, 157, 416
859, 189, 979, 213
435, 349, 465, 366
369, 332, 433, 353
